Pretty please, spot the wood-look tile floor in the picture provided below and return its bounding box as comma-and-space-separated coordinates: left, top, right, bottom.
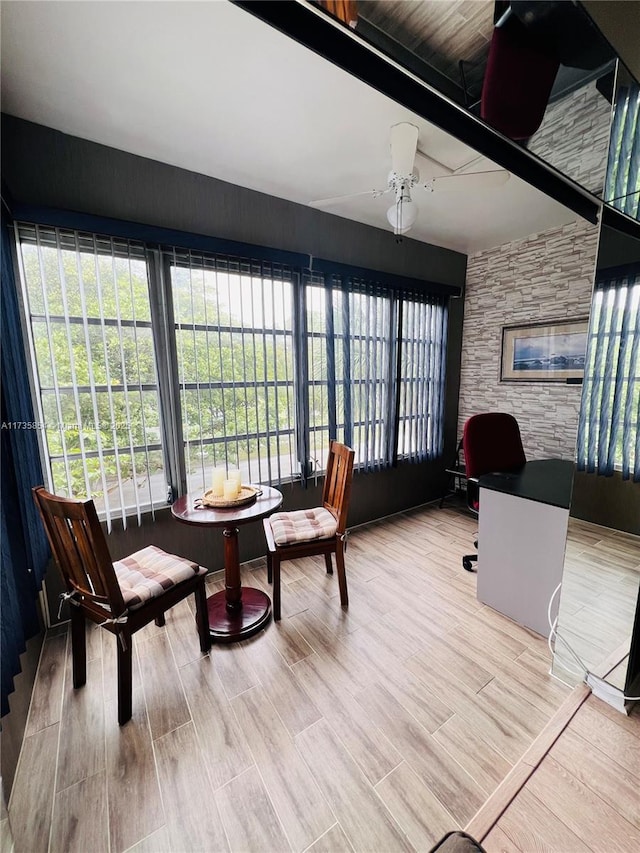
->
9, 504, 579, 853
482, 694, 640, 853
555, 519, 640, 688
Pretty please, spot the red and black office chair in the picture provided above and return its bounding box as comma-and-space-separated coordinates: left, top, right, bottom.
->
481, 10, 559, 141
480, 1, 615, 142
461, 413, 526, 572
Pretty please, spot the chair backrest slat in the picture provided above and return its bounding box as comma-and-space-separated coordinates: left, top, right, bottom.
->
33, 487, 126, 614
51, 514, 94, 594
322, 441, 355, 534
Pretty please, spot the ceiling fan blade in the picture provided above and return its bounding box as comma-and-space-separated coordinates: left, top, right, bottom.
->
390, 122, 419, 176
415, 147, 453, 175
427, 170, 511, 192
309, 187, 391, 208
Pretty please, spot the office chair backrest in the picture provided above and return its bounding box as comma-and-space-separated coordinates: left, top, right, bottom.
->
481, 14, 559, 140
33, 486, 127, 616
322, 440, 355, 535
463, 413, 526, 480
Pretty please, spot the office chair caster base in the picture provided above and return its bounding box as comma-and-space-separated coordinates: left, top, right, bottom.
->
462, 557, 477, 573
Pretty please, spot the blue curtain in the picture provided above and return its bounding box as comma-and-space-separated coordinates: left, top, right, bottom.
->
606, 82, 640, 219
1, 210, 50, 717
577, 263, 640, 482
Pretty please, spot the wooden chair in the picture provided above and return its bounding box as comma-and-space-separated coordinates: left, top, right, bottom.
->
263, 441, 355, 620
33, 486, 211, 724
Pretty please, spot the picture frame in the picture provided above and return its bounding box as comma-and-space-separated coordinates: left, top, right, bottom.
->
500, 318, 590, 382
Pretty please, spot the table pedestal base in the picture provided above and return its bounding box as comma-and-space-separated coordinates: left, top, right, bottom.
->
206, 587, 271, 643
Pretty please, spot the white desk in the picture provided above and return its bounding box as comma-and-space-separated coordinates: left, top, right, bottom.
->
476, 459, 575, 637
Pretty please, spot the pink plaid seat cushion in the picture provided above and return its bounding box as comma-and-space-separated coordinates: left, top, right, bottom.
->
114, 545, 206, 609
269, 507, 337, 546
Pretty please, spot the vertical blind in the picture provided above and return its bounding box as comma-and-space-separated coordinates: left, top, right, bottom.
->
577, 264, 640, 481
347, 280, 394, 472
303, 273, 448, 473
17, 224, 164, 530
305, 277, 394, 473
168, 249, 297, 492
15, 223, 453, 522
606, 82, 640, 220
397, 292, 448, 463
305, 277, 337, 473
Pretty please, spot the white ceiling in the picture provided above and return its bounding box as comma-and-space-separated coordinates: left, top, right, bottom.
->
0, 0, 579, 254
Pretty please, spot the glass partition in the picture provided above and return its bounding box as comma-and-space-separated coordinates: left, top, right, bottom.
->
350, 1, 639, 217
552, 222, 640, 694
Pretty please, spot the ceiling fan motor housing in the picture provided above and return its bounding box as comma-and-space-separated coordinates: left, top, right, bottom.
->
387, 169, 420, 191
386, 171, 420, 235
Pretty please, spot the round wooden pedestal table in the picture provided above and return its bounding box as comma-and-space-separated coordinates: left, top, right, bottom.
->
171, 486, 283, 642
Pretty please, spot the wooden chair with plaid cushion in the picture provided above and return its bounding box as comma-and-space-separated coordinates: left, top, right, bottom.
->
263, 441, 355, 620
33, 486, 211, 724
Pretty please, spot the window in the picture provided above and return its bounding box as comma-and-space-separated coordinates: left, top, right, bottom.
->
169, 250, 297, 492
17, 225, 165, 528
305, 278, 393, 472
304, 276, 448, 472
15, 222, 453, 524
577, 265, 640, 481
347, 284, 394, 470
305, 279, 338, 472
397, 295, 448, 462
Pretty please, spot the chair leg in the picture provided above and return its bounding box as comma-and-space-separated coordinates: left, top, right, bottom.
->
267, 551, 273, 584
117, 632, 133, 726
324, 553, 333, 575
70, 606, 87, 689
335, 543, 348, 608
273, 556, 281, 621
194, 579, 211, 653
155, 613, 166, 627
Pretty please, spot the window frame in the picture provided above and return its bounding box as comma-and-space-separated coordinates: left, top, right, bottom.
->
396, 293, 449, 464
300, 274, 448, 474
15, 224, 167, 529
163, 248, 299, 494
14, 220, 454, 524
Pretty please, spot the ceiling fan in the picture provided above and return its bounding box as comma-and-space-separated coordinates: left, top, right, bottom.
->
309, 123, 511, 237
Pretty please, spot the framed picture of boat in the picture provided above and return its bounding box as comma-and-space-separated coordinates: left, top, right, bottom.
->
500, 318, 589, 382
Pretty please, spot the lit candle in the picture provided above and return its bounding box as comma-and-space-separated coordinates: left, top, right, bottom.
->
223, 479, 238, 500
211, 468, 225, 497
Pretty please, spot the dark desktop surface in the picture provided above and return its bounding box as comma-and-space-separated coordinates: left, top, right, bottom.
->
478, 459, 575, 510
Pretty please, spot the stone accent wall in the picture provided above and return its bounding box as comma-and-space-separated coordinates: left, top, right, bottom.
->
528, 80, 611, 195
457, 217, 600, 461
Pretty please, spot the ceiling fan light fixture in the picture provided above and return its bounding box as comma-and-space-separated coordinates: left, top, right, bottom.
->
386, 190, 418, 235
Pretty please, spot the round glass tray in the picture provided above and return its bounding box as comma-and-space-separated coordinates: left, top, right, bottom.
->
197, 485, 262, 509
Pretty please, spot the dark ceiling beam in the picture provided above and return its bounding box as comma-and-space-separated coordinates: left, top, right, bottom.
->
602, 204, 640, 243
233, 0, 601, 225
